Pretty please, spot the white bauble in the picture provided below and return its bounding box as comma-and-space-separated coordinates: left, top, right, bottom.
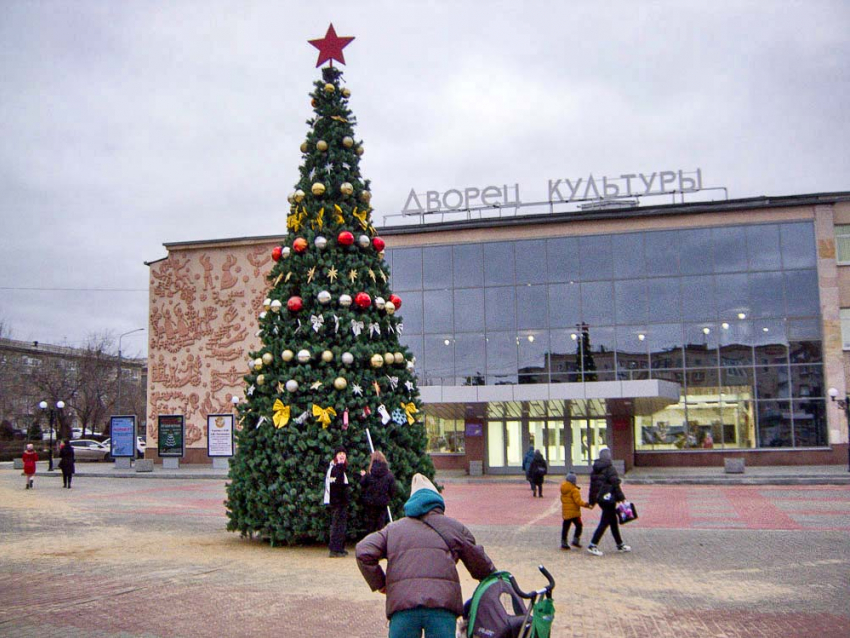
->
318, 290, 332, 304
259, 311, 267, 320
281, 247, 291, 259
297, 349, 311, 363
341, 352, 354, 365
263, 298, 272, 309
374, 297, 386, 310
358, 234, 370, 248
270, 300, 282, 313
339, 294, 352, 307
285, 379, 299, 392
314, 236, 328, 250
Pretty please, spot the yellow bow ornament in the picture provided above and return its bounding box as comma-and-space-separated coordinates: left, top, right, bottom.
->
272, 399, 291, 429
313, 404, 337, 429
402, 402, 419, 425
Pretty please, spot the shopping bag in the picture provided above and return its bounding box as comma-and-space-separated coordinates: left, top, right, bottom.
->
616, 500, 638, 524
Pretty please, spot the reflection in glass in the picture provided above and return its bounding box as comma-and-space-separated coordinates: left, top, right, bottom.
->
517, 285, 549, 330
749, 272, 785, 318
755, 365, 790, 399
613, 233, 644, 278
644, 230, 680, 276
715, 273, 749, 321
615, 279, 647, 324
647, 323, 684, 369
713, 227, 748, 273
681, 275, 716, 322
753, 319, 788, 364
390, 247, 422, 291
546, 236, 580, 282
517, 330, 550, 384
455, 334, 486, 385
581, 281, 614, 325
647, 278, 681, 323
790, 364, 823, 399
453, 244, 484, 288
484, 242, 515, 286
399, 291, 424, 334
757, 400, 792, 447
485, 287, 516, 332
423, 246, 453, 290
616, 326, 649, 379
548, 283, 582, 328
719, 320, 753, 367
784, 270, 819, 316
423, 290, 453, 333
423, 334, 454, 385
453, 288, 484, 333
487, 421, 506, 467
792, 400, 826, 447
579, 235, 613, 280
684, 323, 719, 368
399, 334, 424, 378
780, 223, 817, 269
678, 228, 714, 275
485, 332, 518, 384
746, 224, 781, 271
516, 240, 548, 284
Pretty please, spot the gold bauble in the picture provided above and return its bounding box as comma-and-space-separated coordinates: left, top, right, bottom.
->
253, 358, 263, 371
282, 349, 294, 362
300, 142, 308, 153
356, 145, 364, 156
321, 350, 334, 363
256, 374, 265, 386
324, 83, 335, 94
385, 301, 396, 315
370, 354, 384, 368
312, 182, 326, 196
340, 182, 354, 196
333, 376, 348, 390
294, 189, 305, 203
342, 136, 354, 148
394, 352, 404, 364
384, 352, 395, 365
317, 140, 328, 152
360, 190, 372, 204
262, 352, 274, 366
342, 88, 351, 98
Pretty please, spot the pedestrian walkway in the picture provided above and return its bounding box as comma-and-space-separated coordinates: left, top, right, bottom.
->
3, 460, 850, 484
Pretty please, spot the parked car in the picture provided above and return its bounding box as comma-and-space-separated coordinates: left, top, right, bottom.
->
137, 436, 146, 458
68, 439, 110, 462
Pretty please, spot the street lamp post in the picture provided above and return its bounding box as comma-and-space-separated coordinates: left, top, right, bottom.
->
116, 328, 145, 415
39, 400, 65, 471
570, 329, 584, 382
827, 387, 850, 472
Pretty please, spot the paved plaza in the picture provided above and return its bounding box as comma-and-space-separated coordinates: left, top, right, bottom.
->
1, 468, 849, 637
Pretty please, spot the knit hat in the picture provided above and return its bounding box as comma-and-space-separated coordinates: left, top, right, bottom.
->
410, 473, 439, 495
598, 447, 611, 461
566, 472, 577, 485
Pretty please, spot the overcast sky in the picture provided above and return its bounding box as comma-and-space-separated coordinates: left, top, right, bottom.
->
1, 1, 848, 357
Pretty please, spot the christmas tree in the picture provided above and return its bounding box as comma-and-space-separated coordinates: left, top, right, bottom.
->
225, 25, 435, 546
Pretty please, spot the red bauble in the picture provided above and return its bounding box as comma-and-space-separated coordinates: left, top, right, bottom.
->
372, 236, 386, 252
271, 246, 282, 261
287, 296, 303, 312
389, 294, 402, 309
293, 237, 308, 253
338, 231, 354, 246
355, 292, 371, 309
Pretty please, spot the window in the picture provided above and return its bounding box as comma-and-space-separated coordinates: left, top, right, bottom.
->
836, 225, 850, 265
840, 309, 850, 350
425, 414, 465, 453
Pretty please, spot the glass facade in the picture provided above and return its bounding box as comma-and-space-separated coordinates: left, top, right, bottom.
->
387, 221, 826, 452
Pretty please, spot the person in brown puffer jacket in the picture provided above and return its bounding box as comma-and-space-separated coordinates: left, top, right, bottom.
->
355, 473, 496, 638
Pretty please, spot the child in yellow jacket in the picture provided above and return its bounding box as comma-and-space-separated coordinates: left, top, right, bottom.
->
560, 472, 591, 549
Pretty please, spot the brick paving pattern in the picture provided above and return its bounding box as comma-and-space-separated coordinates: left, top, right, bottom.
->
1, 470, 848, 637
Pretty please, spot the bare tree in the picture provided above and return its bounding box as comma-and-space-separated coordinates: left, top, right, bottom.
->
30, 348, 79, 440
73, 332, 117, 437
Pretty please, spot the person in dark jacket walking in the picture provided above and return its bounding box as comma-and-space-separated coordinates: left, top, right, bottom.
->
323, 446, 350, 557
522, 444, 535, 494
586, 447, 630, 556
58, 439, 75, 488
356, 473, 496, 638
528, 450, 548, 498
360, 450, 396, 534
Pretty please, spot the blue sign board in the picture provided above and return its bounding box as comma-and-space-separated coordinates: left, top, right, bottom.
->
110, 415, 136, 458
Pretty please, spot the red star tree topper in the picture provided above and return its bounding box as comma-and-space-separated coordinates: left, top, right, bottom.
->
309, 23, 355, 67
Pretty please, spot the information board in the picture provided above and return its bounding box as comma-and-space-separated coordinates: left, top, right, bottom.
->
110, 415, 136, 458
157, 414, 185, 457
207, 414, 234, 457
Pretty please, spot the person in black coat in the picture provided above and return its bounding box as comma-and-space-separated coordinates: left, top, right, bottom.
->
528, 450, 548, 498
359, 450, 396, 534
586, 447, 630, 556
58, 439, 75, 489
323, 446, 350, 557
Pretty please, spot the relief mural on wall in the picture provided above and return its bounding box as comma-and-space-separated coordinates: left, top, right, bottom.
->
147, 241, 280, 454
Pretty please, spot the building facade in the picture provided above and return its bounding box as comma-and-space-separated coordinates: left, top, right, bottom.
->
146, 192, 850, 471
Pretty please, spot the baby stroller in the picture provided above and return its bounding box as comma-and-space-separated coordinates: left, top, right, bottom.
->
461, 565, 555, 638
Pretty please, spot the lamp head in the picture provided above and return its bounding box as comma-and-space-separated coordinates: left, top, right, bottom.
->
39, 401, 48, 410
56, 400, 65, 409
828, 387, 839, 400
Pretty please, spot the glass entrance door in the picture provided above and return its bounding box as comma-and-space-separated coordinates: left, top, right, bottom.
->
568, 418, 609, 469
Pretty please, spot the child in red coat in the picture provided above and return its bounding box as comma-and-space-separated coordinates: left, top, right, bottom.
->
22, 443, 38, 490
